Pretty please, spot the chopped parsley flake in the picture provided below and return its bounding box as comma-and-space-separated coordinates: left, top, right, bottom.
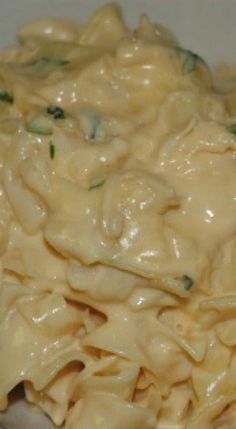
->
47, 106, 65, 120
0, 91, 14, 104
89, 178, 106, 190
89, 113, 101, 140
49, 142, 55, 159
176, 47, 205, 74
182, 275, 194, 291
228, 124, 236, 136
31, 57, 69, 67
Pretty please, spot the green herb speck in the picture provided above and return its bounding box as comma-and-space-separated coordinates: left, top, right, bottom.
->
182, 275, 194, 291
89, 113, 101, 140
31, 57, 69, 67
49, 142, 55, 159
228, 124, 236, 136
176, 47, 204, 74
0, 91, 14, 104
89, 178, 106, 190
47, 105, 65, 120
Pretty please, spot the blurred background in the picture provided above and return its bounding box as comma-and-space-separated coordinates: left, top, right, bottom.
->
0, 0, 235, 66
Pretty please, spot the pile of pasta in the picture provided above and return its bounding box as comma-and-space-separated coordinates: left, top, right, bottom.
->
1, 3, 236, 428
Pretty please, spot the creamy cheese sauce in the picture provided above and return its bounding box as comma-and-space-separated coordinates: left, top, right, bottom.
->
0, 3, 236, 429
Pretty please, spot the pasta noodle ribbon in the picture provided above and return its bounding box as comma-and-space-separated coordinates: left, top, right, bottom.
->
0, 3, 236, 428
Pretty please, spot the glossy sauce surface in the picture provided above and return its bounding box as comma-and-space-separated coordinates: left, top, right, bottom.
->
1, 4, 236, 429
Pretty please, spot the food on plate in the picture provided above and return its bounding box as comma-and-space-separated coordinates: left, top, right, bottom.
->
0, 3, 236, 428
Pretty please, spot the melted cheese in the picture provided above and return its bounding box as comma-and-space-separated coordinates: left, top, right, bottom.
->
0, 3, 236, 429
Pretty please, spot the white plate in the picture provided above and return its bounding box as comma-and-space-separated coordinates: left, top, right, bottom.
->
0, 1, 235, 428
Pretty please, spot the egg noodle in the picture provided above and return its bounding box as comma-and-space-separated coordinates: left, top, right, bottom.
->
0, 3, 236, 428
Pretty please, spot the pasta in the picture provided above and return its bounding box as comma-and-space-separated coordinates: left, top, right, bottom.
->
0, 3, 236, 428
